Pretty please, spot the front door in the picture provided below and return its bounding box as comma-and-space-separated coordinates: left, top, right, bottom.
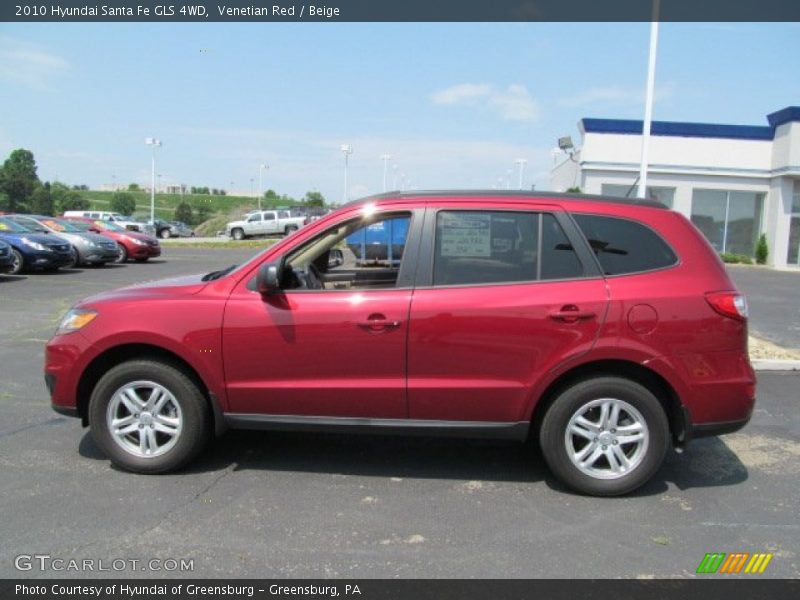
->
222, 209, 419, 418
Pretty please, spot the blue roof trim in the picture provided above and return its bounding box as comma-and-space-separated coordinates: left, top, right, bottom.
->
582, 118, 774, 141
767, 107, 800, 128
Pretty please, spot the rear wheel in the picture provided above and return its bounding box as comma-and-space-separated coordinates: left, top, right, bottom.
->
9, 249, 24, 274
539, 376, 668, 496
88, 359, 211, 473
115, 243, 128, 263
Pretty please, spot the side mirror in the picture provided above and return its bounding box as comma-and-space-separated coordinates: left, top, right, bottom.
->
328, 248, 344, 268
256, 261, 283, 296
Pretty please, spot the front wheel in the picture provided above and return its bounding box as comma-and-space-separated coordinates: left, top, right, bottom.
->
66, 247, 79, 268
9, 249, 24, 274
115, 243, 128, 263
231, 228, 245, 241
88, 359, 211, 473
539, 376, 669, 496
284, 225, 298, 236
160, 228, 171, 239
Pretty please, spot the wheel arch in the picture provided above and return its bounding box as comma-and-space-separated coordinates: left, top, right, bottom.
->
530, 359, 686, 448
76, 343, 226, 435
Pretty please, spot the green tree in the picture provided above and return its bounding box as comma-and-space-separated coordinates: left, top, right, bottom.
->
174, 202, 194, 224
755, 233, 769, 265
51, 182, 89, 213
111, 191, 136, 215
29, 182, 54, 215
566, 186, 582, 193
303, 191, 326, 208
0, 148, 40, 212
194, 203, 212, 225
128, 183, 140, 191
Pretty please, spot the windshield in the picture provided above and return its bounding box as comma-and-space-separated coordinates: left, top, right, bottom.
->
96, 220, 125, 232
0, 217, 32, 233
38, 218, 82, 233
67, 221, 92, 231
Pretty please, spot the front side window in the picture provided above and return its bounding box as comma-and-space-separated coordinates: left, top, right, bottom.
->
572, 214, 678, 275
283, 212, 411, 291
248, 214, 262, 222
433, 210, 583, 286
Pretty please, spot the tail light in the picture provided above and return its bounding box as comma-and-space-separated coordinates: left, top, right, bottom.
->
705, 291, 748, 321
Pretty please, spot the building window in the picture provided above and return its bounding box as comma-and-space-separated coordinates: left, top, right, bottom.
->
789, 183, 800, 266
601, 184, 675, 208
690, 189, 764, 256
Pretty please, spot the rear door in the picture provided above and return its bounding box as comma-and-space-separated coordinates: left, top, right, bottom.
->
407, 204, 608, 423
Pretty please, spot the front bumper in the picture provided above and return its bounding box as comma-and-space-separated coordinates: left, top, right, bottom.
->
79, 246, 119, 264
27, 249, 74, 269
129, 243, 161, 259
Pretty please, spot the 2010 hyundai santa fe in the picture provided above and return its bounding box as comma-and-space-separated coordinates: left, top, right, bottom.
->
46, 192, 755, 495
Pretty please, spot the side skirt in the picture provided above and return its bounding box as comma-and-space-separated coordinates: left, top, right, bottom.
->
223, 414, 530, 441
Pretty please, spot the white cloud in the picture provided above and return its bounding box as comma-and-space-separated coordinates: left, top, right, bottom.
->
431, 83, 540, 122
0, 36, 70, 91
559, 82, 676, 109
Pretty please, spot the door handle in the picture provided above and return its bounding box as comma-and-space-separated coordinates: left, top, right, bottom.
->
549, 305, 596, 323
358, 313, 401, 332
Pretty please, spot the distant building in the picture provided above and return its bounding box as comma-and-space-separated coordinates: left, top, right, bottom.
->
552, 106, 800, 269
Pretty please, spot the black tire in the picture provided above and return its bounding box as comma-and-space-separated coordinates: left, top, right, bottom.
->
88, 359, 211, 474
231, 228, 245, 241
539, 376, 669, 496
115, 243, 128, 264
9, 248, 24, 274
66, 247, 79, 268
160, 228, 171, 239
284, 225, 298, 236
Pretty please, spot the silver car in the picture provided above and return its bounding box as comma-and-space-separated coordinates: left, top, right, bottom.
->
9, 215, 119, 267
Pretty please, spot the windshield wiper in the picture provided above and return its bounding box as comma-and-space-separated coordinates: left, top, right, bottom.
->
202, 264, 237, 281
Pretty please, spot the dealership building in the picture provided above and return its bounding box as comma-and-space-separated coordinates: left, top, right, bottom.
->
551, 106, 800, 269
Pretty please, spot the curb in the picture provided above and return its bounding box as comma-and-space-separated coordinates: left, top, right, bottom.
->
751, 359, 800, 371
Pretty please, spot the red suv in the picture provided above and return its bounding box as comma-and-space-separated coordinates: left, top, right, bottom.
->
46, 192, 755, 495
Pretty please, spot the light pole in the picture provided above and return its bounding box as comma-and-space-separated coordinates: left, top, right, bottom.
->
515, 158, 527, 190
258, 164, 269, 210
249, 177, 254, 200
145, 137, 161, 224
392, 164, 399, 190
380, 154, 392, 192
638, 0, 660, 198
505, 169, 512, 190
340, 144, 353, 202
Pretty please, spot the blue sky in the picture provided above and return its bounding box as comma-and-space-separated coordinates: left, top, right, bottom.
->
0, 22, 798, 202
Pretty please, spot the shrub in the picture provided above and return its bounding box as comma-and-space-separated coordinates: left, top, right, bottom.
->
111, 192, 136, 215
755, 233, 768, 265
720, 252, 753, 265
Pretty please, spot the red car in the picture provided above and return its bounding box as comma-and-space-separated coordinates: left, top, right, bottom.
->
46, 191, 755, 495
62, 216, 161, 263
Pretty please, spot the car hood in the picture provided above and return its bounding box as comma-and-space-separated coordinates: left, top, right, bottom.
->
227, 220, 246, 228
0, 231, 67, 246
79, 273, 211, 305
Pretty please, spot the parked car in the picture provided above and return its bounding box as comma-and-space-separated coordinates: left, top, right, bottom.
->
46, 191, 755, 496
225, 210, 305, 240
8, 215, 119, 267
0, 238, 14, 273
167, 221, 195, 238
63, 210, 144, 233
0, 216, 74, 274
62, 216, 161, 263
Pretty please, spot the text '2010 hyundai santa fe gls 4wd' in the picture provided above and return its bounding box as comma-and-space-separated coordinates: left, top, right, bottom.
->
45, 192, 755, 496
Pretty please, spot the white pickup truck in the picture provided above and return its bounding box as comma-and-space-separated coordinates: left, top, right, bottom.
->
225, 210, 305, 240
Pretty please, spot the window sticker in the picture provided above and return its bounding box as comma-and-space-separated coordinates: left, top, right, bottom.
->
43, 220, 65, 231
440, 212, 491, 257
0, 223, 8, 230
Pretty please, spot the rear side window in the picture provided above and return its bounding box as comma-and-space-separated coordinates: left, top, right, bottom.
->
572, 214, 677, 275
433, 211, 583, 286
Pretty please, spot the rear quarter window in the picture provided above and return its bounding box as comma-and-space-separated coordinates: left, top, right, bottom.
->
572, 214, 678, 275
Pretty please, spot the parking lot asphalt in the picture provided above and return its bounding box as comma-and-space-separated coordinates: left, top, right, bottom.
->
727, 265, 800, 349
0, 250, 798, 579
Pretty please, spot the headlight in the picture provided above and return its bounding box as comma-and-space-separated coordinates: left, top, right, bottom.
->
56, 309, 98, 335
125, 236, 147, 246
21, 237, 50, 251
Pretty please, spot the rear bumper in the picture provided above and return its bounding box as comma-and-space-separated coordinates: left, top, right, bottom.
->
680, 405, 753, 446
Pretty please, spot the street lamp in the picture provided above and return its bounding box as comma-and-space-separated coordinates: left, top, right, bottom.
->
145, 137, 162, 224
258, 164, 269, 210
340, 144, 353, 202
392, 164, 399, 190
380, 154, 392, 192
514, 158, 527, 190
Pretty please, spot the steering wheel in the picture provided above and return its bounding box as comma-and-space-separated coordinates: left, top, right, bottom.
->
306, 263, 324, 290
